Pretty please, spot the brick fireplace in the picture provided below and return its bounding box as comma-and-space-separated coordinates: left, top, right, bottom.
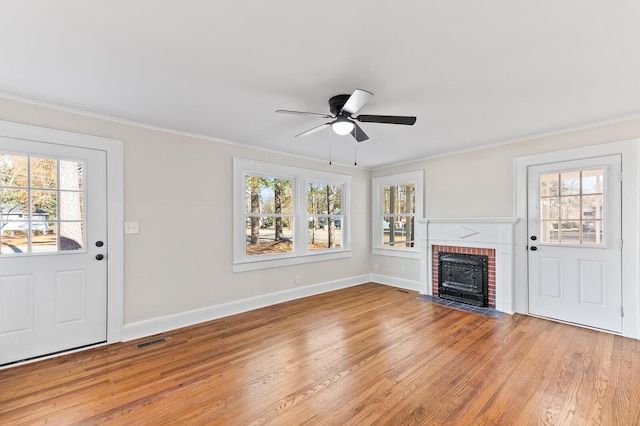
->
417, 218, 519, 313
432, 245, 496, 308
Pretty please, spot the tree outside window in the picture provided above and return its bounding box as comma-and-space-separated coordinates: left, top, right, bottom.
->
244, 176, 294, 256
307, 182, 342, 250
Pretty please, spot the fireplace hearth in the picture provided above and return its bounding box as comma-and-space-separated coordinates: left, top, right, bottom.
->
438, 252, 489, 307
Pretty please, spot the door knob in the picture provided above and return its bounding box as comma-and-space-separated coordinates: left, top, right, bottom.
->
95, 241, 104, 247
530, 246, 537, 251
530, 236, 537, 241
96, 254, 105, 260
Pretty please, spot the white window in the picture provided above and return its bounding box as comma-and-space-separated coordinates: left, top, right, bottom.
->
233, 158, 351, 272
372, 171, 423, 258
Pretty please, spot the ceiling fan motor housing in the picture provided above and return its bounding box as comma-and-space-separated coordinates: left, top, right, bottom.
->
329, 94, 351, 116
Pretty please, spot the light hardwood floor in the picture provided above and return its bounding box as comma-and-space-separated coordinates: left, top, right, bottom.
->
1, 283, 639, 425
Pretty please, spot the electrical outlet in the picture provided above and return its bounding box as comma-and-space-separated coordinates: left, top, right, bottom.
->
294, 275, 300, 285
400, 266, 406, 274
374, 263, 379, 270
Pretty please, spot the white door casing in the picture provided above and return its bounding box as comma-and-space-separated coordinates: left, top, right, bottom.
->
0, 138, 107, 365
0, 120, 123, 367
527, 155, 622, 332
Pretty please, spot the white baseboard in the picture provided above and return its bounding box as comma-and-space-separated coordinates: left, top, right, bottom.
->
369, 274, 427, 293
123, 274, 371, 342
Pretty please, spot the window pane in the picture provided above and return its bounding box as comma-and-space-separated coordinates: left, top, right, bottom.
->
383, 215, 412, 247
32, 190, 57, 220
540, 173, 559, 197
541, 221, 559, 243
59, 191, 84, 221
33, 224, 58, 253
31, 157, 57, 189
308, 216, 342, 250
582, 169, 603, 194
1, 222, 29, 254
1, 189, 28, 219
245, 176, 293, 214
0, 154, 28, 187
245, 216, 293, 256
540, 197, 559, 220
59, 160, 83, 191
560, 171, 580, 195
383, 184, 415, 214
60, 222, 84, 250
582, 195, 602, 220
559, 221, 580, 244
582, 221, 603, 244
307, 183, 341, 214
560, 196, 581, 220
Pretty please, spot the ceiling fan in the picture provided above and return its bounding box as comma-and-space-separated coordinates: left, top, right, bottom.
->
276, 89, 416, 142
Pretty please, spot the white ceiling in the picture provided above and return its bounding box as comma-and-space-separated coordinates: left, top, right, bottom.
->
1, 1, 640, 168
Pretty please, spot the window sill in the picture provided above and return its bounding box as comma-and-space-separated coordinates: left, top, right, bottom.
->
372, 247, 421, 259
233, 250, 352, 272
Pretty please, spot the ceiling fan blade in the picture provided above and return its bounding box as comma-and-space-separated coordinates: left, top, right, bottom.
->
295, 123, 331, 138
341, 89, 374, 115
351, 122, 369, 142
355, 115, 417, 125
276, 109, 333, 119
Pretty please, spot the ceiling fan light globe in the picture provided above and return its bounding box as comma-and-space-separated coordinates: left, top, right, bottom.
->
332, 120, 355, 136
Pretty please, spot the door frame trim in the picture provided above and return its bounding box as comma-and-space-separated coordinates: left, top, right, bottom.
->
0, 120, 124, 344
514, 139, 640, 339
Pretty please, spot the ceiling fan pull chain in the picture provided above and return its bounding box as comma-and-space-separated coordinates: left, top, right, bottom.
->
354, 140, 358, 166
329, 129, 333, 165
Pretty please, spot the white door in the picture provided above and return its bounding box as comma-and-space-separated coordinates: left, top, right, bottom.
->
527, 155, 622, 332
0, 137, 107, 365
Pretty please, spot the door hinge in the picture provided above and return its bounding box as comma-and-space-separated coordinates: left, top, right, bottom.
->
618, 172, 623, 182
622, 307, 625, 317
620, 239, 624, 250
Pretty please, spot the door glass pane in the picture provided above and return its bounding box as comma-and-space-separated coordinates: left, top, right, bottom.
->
33, 224, 57, 253
560, 171, 580, 195
60, 222, 84, 250
59, 160, 83, 191
540, 197, 559, 220
582, 169, 603, 194
0, 153, 86, 255
32, 190, 57, 220
560, 196, 581, 220
59, 192, 84, 221
31, 158, 57, 189
582, 195, 602, 220
559, 221, 580, 244
583, 220, 603, 245
541, 221, 559, 243
540, 174, 559, 197
0, 154, 28, 187
540, 168, 605, 245
1, 221, 29, 254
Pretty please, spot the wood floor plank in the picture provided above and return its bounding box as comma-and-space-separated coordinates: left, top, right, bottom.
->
1, 283, 639, 425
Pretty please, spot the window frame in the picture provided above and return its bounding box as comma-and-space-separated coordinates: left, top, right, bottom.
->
372, 171, 423, 258
233, 158, 351, 272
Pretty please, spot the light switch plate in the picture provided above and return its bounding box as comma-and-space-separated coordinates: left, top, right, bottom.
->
124, 222, 140, 234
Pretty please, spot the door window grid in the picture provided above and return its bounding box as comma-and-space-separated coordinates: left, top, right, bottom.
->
0, 153, 85, 254
539, 168, 604, 245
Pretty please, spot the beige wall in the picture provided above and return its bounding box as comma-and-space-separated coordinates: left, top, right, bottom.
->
372, 117, 640, 281
0, 97, 371, 324
3, 95, 639, 325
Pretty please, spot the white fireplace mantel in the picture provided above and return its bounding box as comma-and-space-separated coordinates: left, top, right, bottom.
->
417, 218, 520, 314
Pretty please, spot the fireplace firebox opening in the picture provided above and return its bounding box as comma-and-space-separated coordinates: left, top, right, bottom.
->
437, 252, 489, 307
